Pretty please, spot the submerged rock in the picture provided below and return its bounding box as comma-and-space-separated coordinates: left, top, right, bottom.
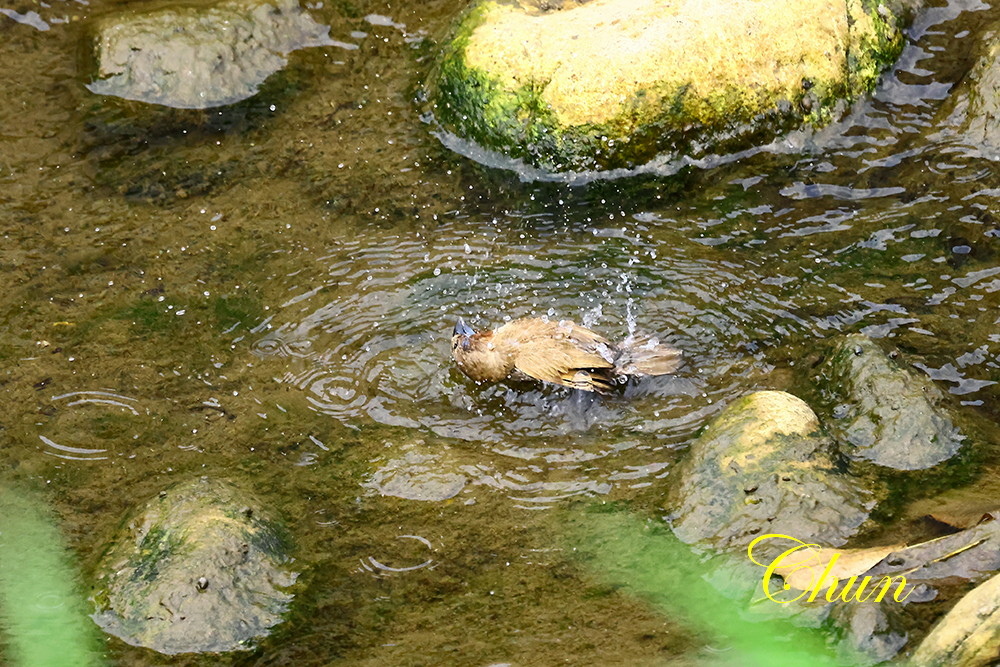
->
958, 36, 1000, 156
92, 477, 297, 654
85, 0, 333, 108
818, 334, 964, 470
429, 0, 905, 171
911, 570, 1000, 667
668, 391, 872, 553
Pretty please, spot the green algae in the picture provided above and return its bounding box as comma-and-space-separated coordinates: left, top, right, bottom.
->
117, 298, 184, 336
212, 293, 265, 331
433, 6, 585, 168
113, 290, 262, 338
848, 0, 907, 98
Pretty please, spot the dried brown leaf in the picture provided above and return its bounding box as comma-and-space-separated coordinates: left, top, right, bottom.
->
771, 543, 901, 591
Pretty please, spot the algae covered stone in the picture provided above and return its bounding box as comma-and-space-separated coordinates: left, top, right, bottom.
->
818, 334, 965, 471
430, 0, 905, 171
91, 477, 297, 654
668, 391, 872, 553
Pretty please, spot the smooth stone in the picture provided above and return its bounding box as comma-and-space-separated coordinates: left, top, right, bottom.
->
85, 0, 333, 108
910, 570, 1000, 667
429, 0, 906, 171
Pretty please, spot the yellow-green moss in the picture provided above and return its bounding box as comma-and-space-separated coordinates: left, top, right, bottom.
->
430, 0, 906, 171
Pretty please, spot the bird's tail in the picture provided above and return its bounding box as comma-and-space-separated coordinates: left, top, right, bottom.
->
614, 334, 682, 376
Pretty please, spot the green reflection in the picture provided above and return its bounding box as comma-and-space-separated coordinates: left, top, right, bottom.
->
563, 507, 857, 666
0, 484, 105, 667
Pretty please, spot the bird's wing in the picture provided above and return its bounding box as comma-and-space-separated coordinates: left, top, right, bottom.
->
616, 334, 683, 376
512, 338, 616, 393
560, 320, 612, 348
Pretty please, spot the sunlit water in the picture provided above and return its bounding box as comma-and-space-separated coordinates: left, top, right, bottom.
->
1, 0, 999, 663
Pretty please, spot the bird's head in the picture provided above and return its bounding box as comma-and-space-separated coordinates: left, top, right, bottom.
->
451, 317, 476, 352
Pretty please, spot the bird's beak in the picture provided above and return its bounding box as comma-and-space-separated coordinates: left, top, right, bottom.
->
453, 317, 475, 338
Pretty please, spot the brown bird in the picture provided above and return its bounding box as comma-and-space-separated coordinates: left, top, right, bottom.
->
451, 317, 682, 393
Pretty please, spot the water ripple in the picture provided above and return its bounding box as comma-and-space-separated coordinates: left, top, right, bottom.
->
39, 435, 107, 462
36, 390, 147, 464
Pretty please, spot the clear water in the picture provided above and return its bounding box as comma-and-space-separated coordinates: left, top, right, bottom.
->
1, 0, 999, 664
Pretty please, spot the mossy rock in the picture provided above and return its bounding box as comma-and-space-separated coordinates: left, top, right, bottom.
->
428, 0, 906, 172
817, 334, 965, 471
667, 391, 873, 554
91, 477, 297, 654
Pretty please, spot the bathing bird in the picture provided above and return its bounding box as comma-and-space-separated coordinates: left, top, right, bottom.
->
451, 317, 682, 393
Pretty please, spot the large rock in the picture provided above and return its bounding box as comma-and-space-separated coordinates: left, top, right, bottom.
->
91, 477, 297, 654
817, 334, 965, 470
911, 570, 1000, 667
85, 0, 334, 108
429, 0, 906, 171
668, 391, 873, 553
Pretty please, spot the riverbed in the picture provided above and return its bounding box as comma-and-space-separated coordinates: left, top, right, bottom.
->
1, 0, 998, 664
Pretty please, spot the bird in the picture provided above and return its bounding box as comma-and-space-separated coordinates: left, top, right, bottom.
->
451, 316, 682, 393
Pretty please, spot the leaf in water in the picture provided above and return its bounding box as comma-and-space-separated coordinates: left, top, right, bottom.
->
754, 515, 1000, 596
866, 513, 1000, 582
905, 473, 1000, 530
928, 508, 998, 531
747, 535, 901, 592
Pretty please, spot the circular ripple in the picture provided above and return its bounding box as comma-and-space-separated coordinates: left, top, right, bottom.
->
357, 535, 435, 577
253, 239, 759, 447
37, 390, 147, 463
246, 225, 805, 508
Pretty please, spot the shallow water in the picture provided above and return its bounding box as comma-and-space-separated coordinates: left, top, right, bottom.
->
1, 0, 999, 664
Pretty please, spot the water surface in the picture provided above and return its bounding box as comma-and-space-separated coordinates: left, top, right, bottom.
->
1, 0, 999, 664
